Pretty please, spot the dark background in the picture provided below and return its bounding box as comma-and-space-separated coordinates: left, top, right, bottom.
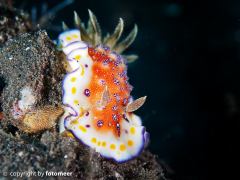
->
14, 0, 240, 179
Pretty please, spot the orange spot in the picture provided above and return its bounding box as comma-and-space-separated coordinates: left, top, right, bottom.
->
74, 100, 79, 104
79, 126, 87, 132
59, 44, 63, 49
73, 120, 79, 125
128, 140, 134, 147
80, 65, 84, 76
80, 107, 84, 117
102, 142, 107, 147
110, 144, 116, 149
72, 34, 78, 38
71, 77, 76, 82
67, 134, 74, 138
120, 145, 126, 151
91, 137, 97, 143
130, 127, 135, 135
97, 141, 101, 146
75, 55, 81, 60
72, 87, 76, 94
66, 37, 71, 40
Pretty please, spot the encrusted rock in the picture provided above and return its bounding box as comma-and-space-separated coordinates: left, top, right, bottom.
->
0, 30, 66, 132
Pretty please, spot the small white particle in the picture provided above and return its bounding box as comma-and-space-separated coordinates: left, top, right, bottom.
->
64, 155, 68, 158
9, 56, 12, 60
25, 47, 30, 51
18, 151, 24, 157
115, 172, 120, 177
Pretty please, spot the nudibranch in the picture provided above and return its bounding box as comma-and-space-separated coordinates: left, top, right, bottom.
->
58, 12, 148, 163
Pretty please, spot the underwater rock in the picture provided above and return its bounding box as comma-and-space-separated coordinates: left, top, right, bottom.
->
0, 1, 31, 48
0, 131, 166, 179
0, 30, 66, 132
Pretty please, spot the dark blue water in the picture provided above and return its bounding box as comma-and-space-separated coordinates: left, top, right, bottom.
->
14, 0, 240, 179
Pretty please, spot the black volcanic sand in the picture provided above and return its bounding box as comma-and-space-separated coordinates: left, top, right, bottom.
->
0, 131, 165, 179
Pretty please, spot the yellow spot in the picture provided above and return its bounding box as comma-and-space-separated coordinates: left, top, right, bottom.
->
59, 44, 63, 49
71, 77, 76, 82
75, 55, 81, 60
87, 54, 89, 57
72, 34, 78, 38
91, 137, 97, 143
80, 65, 84, 76
130, 127, 135, 135
74, 100, 79, 104
80, 107, 84, 117
97, 141, 101, 146
110, 144, 116, 149
102, 142, 107, 147
120, 145, 126, 151
72, 87, 76, 94
128, 140, 134, 147
79, 126, 87, 132
67, 134, 74, 138
66, 36, 71, 40
73, 120, 78, 125
118, 151, 120, 155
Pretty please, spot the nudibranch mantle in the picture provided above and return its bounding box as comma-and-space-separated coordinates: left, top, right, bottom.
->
58, 29, 149, 163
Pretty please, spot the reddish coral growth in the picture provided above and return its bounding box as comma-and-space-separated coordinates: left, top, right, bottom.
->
88, 46, 131, 138
0, 112, 3, 121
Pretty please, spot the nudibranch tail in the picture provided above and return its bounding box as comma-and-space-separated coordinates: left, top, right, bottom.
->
59, 27, 148, 163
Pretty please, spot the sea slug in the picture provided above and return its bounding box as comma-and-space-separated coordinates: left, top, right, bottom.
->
58, 12, 149, 163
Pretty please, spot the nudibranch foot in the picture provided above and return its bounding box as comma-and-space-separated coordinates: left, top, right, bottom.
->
64, 113, 147, 163
59, 27, 148, 163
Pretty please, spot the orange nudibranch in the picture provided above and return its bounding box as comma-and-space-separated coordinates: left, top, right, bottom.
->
58, 29, 149, 163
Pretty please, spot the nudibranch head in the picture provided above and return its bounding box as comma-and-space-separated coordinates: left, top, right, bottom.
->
62, 10, 139, 63
58, 27, 148, 163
